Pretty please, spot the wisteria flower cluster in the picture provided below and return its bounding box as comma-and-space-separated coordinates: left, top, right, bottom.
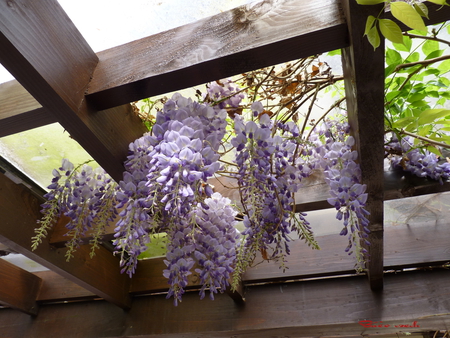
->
231, 103, 319, 280
32, 159, 117, 260
308, 120, 370, 269
385, 133, 450, 184
163, 192, 240, 305
114, 93, 232, 278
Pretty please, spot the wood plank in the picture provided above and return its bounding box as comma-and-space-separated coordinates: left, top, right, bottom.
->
1, 270, 449, 337
341, 0, 385, 290
86, 0, 348, 110
0, 258, 41, 315
0, 80, 56, 137
33, 271, 96, 303
0, 0, 147, 181
0, 172, 131, 309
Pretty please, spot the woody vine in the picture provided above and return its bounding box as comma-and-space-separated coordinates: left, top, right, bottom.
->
32, 6, 450, 305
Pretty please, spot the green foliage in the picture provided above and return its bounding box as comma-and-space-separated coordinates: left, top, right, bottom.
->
359, 0, 436, 50
384, 21, 450, 153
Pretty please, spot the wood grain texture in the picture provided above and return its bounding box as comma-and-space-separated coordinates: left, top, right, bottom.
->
0, 80, 56, 137
0, 173, 131, 309
0, 0, 147, 181
33, 270, 96, 302
86, 0, 348, 110
0, 258, 41, 315
1, 270, 449, 337
341, 0, 385, 290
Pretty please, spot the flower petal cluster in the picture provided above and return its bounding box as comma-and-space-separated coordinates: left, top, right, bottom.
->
231, 108, 318, 278
163, 193, 239, 305
204, 78, 245, 109
309, 119, 370, 269
114, 93, 233, 290
385, 133, 450, 184
33, 159, 117, 260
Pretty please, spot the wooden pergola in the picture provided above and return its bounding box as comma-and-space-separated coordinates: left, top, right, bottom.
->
1, 0, 450, 336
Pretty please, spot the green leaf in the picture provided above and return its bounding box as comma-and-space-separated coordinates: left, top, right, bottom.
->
437, 59, 450, 73
418, 108, 450, 125
379, 19, 404, 44
393, 35, 412, 52
356, 0, 385, 4
422, 39, 439, 58
327, 49, 341, 56
405, 52, 420, 63
367, 25, 381, 50
426, 0, 447, 4
392, 116, 416, 129
407, 92, 427, 103
426, 146, 441, 156
418, 124, 432, 136
414, 2, 429, 19
391, 2, 427, 32
364, 16, 377, 36
426, 49, 444, 60
386, 90, 401, 102
386, 48, 402, 66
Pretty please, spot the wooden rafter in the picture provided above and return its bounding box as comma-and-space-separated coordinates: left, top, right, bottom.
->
1, 270, 449, 337
0, 0, 147, 182
85, 0, 348, 110
0, 80, 55, 137
0, 173, 131, 309
0, 259, 41, 315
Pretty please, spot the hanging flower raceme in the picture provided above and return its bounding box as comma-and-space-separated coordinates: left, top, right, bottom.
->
309, 119, 370, 270
113, 93, 234, 285
32, 159, 117, 260
231, 103, 319, 282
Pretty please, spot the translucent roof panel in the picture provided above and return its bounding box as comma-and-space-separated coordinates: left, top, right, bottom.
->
57, 0, 256, 52
0, 123, 97, 190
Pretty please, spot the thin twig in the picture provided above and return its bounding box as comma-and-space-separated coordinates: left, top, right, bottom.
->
395, 54, 450, 72
401, 130, 450, 150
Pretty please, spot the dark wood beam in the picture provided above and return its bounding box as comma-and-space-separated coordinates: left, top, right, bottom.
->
85, 0, 348, 111
0, 258, 41, 315
1, 270, 449, 337
0, 173, 131, 309
0, 0, 147, 181
0, 80, 56, 137
342, 0, 385, 290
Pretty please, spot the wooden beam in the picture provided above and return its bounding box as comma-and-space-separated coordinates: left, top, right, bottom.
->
85, 0, 348, 110
341, 0, 385, 290
34, 270, 96, 303
0, 0, 147, 181
1, 270, 449, 337
0, 172, 131, 309
0, 258, 41, 315
0, 80, 56, 137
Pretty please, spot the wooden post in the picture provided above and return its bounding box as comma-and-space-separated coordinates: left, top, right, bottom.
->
341, 0, 385, 290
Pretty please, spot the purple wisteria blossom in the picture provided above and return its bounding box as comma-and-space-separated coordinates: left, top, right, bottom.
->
385, 133, 450, 184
